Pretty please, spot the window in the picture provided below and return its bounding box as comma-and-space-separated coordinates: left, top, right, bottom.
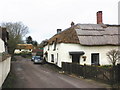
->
51, 54, 54, 62
91, 53, 100, 65
48, 44, 50, 50
44, 51, 48, 61
53, 38, 57, 51
56, 53, 58, 64
53, 42, 56, 51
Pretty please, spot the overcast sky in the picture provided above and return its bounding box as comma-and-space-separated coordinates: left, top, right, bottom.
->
0, 0, 119, 43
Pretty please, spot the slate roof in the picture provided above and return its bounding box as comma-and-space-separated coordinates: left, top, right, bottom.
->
46, 24, 120, 46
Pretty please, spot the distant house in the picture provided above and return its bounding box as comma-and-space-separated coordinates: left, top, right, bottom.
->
0, 27, 11, 88
44, 11, 120, 67
14, 44, 33, 54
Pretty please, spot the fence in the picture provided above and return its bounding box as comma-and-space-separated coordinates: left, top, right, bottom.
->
62, 62, 120, 85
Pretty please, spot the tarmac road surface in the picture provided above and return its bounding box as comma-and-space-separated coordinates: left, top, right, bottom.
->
11, 56, 110, 89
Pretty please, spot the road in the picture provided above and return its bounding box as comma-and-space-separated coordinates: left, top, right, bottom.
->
11, 56, 109, 89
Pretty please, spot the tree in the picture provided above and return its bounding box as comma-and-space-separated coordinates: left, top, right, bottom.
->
2, 22, 29, 55
26, 36, 33, 44
26, 36, 38, 47
106, 49, 120, 66
32, 41, 38, 47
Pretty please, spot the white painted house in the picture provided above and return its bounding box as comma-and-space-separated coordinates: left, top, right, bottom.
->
0, 27, 11, 88
44, 11, 120, 67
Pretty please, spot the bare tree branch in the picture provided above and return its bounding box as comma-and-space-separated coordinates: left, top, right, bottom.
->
1, 22, 29, 55
106, 49, 120, 66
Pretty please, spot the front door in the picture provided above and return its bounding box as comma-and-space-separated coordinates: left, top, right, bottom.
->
72, 55, 80, 63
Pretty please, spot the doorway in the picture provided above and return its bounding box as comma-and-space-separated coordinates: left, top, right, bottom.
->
72, 55, 80, 63
69, 51, 85, 64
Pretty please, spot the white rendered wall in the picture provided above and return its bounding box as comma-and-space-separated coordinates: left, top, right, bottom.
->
0, 57, 11, 88
0, 38, 11, 88
0, 38, 5, 53
44, 43, 61, 66
44, 43, 119, 67
14, 49, 32, 54
59, 43, 119, 67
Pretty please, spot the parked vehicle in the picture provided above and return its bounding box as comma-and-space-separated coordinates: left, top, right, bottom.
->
33, 56, 43, 64
31, 56, 36, 61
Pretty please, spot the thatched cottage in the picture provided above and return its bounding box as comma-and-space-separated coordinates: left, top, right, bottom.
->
43, 11, 120, 67
14, 44, 33, 54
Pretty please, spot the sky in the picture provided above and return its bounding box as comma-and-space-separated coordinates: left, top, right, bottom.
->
0, 0, 119, 43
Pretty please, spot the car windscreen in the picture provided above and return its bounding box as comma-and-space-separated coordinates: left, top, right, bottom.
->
35, 56, 41, 59
32, 56, 35, 58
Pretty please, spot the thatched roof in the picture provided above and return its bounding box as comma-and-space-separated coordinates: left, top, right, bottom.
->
46, 24, 120, 46
48, 25, 80, 45
16, 44, 33, 49
76, 24, 120, 46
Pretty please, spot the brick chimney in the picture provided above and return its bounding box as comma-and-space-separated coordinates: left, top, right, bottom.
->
97, 11, 103, 24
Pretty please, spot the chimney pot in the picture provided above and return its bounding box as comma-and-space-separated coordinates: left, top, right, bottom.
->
97, 11, 103, 24
57, 29, 62, 34
71, 22, 75, 27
